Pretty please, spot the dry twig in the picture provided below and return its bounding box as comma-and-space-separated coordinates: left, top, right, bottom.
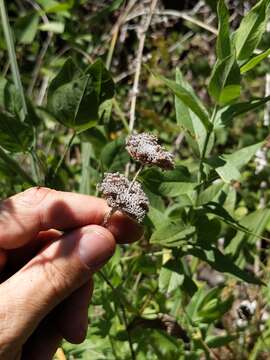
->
129, 0, 158, 132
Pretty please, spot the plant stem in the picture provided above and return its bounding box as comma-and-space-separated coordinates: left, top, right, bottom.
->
106, 0, 137, 70
128, 164, 144, 192
98, 271, 136, 360
195, 105, 218, 204
0, 0, 27, 117
52, 130, 76, 180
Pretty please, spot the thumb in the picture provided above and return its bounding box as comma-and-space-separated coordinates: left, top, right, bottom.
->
0, 225, 115, 352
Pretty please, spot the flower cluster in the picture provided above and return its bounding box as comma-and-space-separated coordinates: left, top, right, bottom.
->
98, 172, 149, 223
126, 132, 175, 170
98, 132, 174, 224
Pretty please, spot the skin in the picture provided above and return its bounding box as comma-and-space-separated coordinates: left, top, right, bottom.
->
0, 187, 143, 360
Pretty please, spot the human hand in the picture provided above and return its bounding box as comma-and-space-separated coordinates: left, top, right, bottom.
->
0, 187, 143, 360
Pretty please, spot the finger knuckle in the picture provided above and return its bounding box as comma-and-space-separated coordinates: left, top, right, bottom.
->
18, 187, 54, 208
42, 259, 72, 303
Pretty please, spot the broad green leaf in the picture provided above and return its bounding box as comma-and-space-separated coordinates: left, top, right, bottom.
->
208, 54, 241, 105
159, 182, 196, 197
48, 57, 81, 96
207, 142, 263, 182
39, 22, 65, 34
189, 246, 262, 284
86, 59, 115, 104
48, 58, 114, 131
216, 0, 231, 59
0, 111, 33, 152
153, 70, 212, 131
234, 0, 270, 61
147, 206, 169, 229
240, 48, 270, 73
150, 221, 195, 247
48, 75, 99, 131
15, 13, 39, 44
159, 258, 184, 293
214, 96, 270, 128
197, 181, 224, 206
142, 166, 196, 197
175, 68, 213, 156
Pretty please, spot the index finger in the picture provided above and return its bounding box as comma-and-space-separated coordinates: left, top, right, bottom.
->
0, 187, 143, 249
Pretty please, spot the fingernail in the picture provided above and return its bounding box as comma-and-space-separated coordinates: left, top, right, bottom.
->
78, 229, 115, 271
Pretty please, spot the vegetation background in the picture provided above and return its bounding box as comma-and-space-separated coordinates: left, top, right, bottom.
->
0, 0, 270, 359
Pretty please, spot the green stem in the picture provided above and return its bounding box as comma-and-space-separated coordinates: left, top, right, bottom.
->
52, 130, 76, 180
195, 105, 218, 204
0, 0, 27, 117
128, 164, 144, 192
0, 146, 36, 185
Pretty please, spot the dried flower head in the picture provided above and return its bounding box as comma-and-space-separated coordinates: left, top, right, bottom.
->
98, 172, 149, 223
126, 133, 175, 170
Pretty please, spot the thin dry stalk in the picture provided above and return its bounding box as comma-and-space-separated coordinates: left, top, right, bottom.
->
106, 0, 138, 69
129, 0, 158, 133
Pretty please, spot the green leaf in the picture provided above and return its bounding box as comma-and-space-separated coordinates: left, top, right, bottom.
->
0, 111, 33, 152
214, 96, 270, 128
15, 12, 39, 44
234, 0, 270, 61
159, 258, 184, 293
142, 166, 196, 197
147, 206, 169, 229
85, 59, 115, 104
175, 68, 213, 156
48, 57, 81, 95
46, 0, 74, 13
39, 21, 65, 34
189, 247, 262, 284
206, 335, 237, 348
225, 209, 270, 257
216, 0, 231, 59
48, 75, 99, 131
150, 221, 195, 247
153, 69, 212, 131
100, 137, 129, 171
197, 181, 224, 206
0, 76, 22, 115
207, 142, 263, 182
192, 287, 233, 324
48, 58, 114, 131
240, 48, 270, 73
208, 54, 241, 105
